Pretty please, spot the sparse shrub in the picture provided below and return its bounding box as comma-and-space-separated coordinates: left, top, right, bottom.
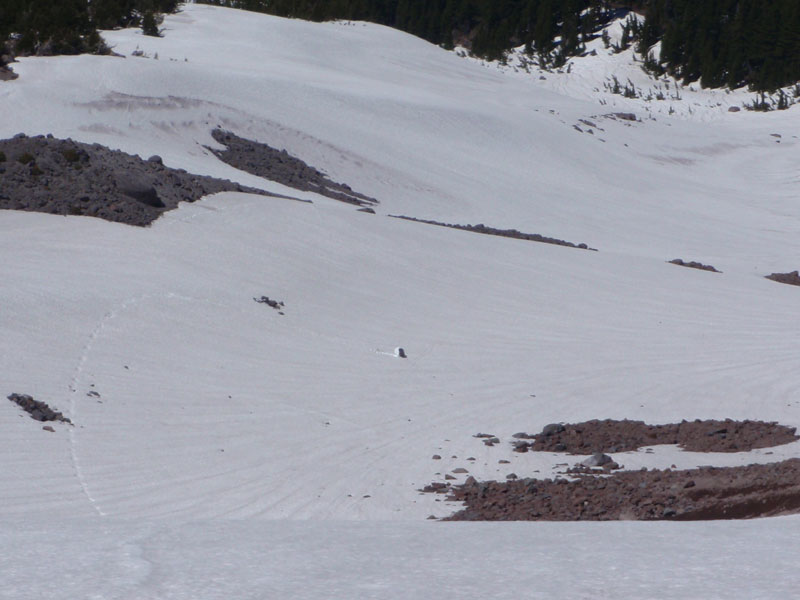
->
17, 152, 35, 164
0, 150, 5, 162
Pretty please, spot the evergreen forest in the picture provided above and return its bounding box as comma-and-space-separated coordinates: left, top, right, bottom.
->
3, 0, 800, 92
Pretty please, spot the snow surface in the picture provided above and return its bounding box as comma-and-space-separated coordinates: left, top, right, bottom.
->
2, 4, 800, 598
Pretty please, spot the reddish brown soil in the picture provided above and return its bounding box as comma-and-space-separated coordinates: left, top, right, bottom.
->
512, 419, 798, 454
443, 459, 800, 521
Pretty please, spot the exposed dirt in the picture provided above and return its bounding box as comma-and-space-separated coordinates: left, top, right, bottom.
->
444, 459, 800, 521
8, 393, 71, 424
511, 419, 798, 454
389, 215, 595, 250
0, 134, 277, 226
669, 258, 721, 273
208, 129, 378, 207
766, 270, 800, 286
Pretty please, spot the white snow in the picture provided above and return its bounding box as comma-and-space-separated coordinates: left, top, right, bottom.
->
2, 4, 800, 598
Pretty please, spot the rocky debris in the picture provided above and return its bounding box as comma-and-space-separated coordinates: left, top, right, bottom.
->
8, 393, 72, 424
669, 259, 721, 273
208, 129, 378, 207
511, 419, 798, 454
473, 433, 496, 438
0, 134, 276, 226
766, 271, 800, 287
610, 112, 637, 121
389, 215, 596, 251
420, 482, 450, 494
442, 459, 800, 521
254, 296, 285, 311
483, 437, 500, 446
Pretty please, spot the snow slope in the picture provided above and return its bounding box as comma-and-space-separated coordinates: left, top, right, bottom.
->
2, 4, 800, 598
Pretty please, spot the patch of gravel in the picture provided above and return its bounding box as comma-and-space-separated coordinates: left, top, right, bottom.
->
766, 271, 800, 286
669, 258, 721, 273
444, 459, 800, 521
511, 419, 798, 454
0, 134, 277, 226
8, 393, 71, 423
389, 215, 595, 250
208, 129, 378, 207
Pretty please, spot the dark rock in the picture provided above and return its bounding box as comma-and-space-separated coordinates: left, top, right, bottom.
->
147, 155, 163, 164
8, 393, 71, 423
766, 271, 800, 287
432, 454, 442, 460
582, 452, 613, 467
542, 423, 566, 436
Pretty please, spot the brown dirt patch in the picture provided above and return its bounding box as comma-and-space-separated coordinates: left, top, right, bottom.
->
511, 419, 798, 454
443, 459, 800, 521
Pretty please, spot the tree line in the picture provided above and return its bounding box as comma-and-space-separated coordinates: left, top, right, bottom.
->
1, 0, 179, 59
3, 1, 800, 91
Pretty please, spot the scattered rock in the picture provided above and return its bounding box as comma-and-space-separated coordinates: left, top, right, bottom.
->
208, 129, 377, 207
254, 296, 285, 311
512, 418, 797, 454
728, 106, 741, 112
8, 393, 72, 423
432, 454, 442, 460
444, 459, 800, 521
669, 259, 721, 273
766, 271, 800, 287
42, 425, 55, 432
388, 215, 596, 251
0, 135, 276, 226
452, 468, 469, 474
395, 347, 407, 358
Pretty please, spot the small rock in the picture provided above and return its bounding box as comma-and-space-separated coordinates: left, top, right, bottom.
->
42, 425, 55, 432
582, 452, 613, 467
432, 454, 441, 460
542, 423, 565, 436
452, 468, 469, 474
506, 473, 518, 480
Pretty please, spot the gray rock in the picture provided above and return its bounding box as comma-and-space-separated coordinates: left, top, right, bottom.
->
147, 155, 163, 164
115, 172, 164, 208
582, 452, 613, 467
542, 423, 565, 436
